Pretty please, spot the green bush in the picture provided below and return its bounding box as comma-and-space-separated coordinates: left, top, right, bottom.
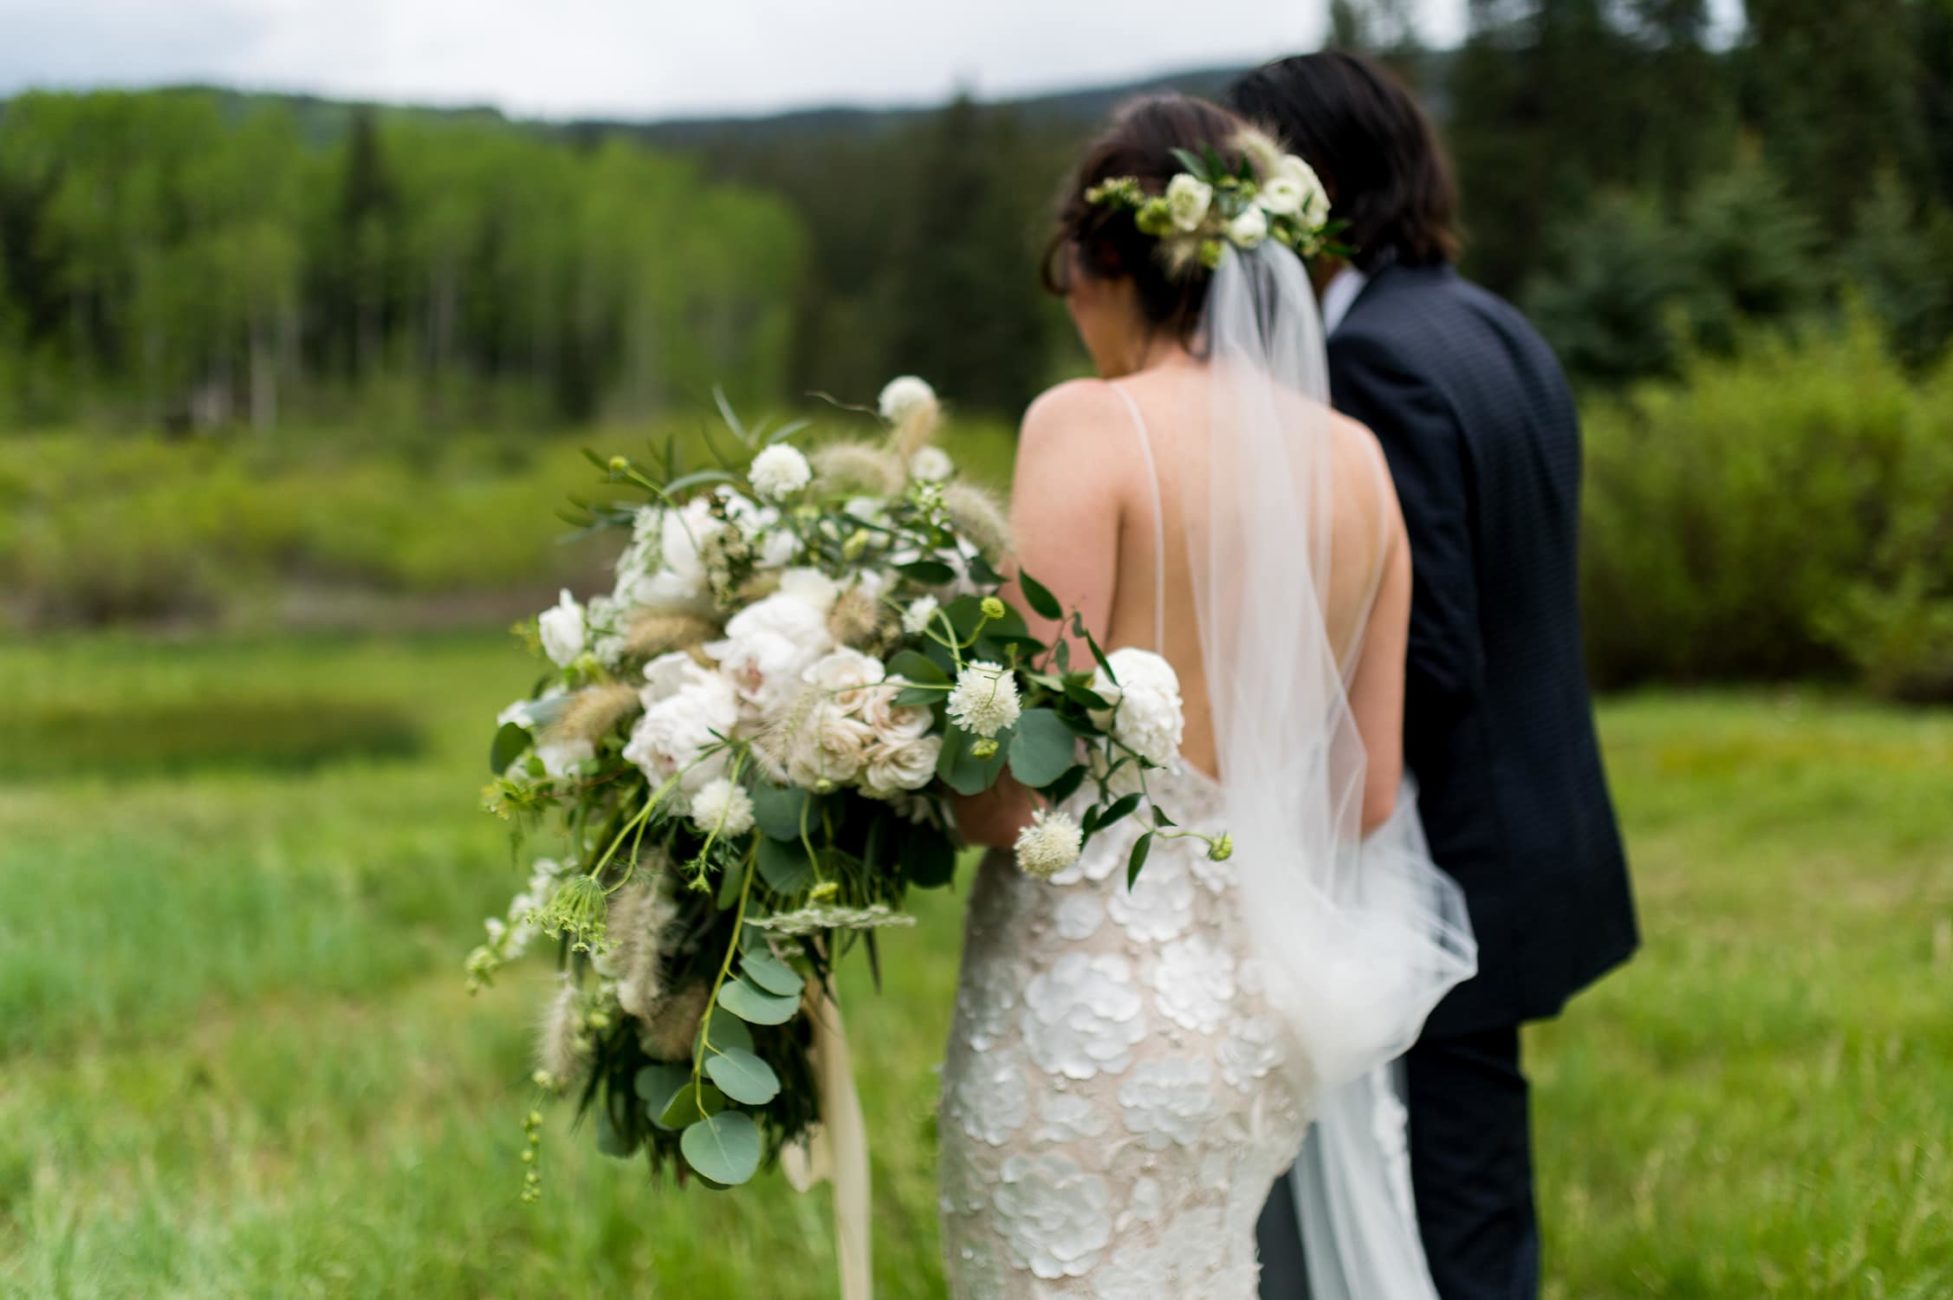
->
1581, 317, 1953, 698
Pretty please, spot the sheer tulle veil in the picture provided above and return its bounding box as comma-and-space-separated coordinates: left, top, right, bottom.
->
1193, 242, 1478, 1298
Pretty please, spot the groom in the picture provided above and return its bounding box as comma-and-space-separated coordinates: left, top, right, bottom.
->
1230, 53, 1639, 1300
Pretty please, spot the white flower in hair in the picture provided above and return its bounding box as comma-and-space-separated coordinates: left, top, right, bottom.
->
1276, 154, 1331, 226
910, 446, 954, 483
538, 589, 586, 666
1227, 206, 1269, 249
690, 777, 756, 837
750, 444, 812, 500
946, 660, 1020, 738
1165, 174, 1213, 233
1015, 809, 1084, 879
878, 375, 938, 425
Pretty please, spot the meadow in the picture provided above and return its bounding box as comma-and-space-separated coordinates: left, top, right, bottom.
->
0, 630, 1948, 1298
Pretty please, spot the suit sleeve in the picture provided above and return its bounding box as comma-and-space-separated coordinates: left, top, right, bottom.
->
1328, 329, 1484, 726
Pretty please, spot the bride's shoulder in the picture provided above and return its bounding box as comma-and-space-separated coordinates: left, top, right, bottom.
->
1020, 377, 1129, 448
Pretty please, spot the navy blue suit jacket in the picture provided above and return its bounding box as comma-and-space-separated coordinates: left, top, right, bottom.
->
1330, 262, 1637, 1037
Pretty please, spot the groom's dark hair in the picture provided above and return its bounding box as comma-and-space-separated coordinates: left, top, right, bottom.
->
1228, 52, 1459, 271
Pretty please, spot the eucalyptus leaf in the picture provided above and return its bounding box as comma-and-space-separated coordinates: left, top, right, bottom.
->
717, 976, 801, 1025
741, 947, 804, 997
715, 853, 749, 910
700, 1013, 753, 1057
657, 1081, 727, 1130
634, 1063, 690, 1111
1009, 709, 1076, 789
489, 721, 530, 774
936, 724, 1010, 796
704, 1047, 782, 1106
751, 781, 809, 841
681, 1111, 761, 1186
755, 835, 815, 893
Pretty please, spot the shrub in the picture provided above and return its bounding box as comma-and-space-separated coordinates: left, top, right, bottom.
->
1581, 317, 1953, 698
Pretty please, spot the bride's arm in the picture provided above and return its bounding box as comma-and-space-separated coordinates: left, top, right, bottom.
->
954, 382, 1126, 850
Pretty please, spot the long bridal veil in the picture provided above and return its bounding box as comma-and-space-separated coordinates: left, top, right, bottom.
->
1191, 243, 1478, 1298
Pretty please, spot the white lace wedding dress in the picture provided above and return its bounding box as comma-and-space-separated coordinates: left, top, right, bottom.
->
939, 765, 1311, 1296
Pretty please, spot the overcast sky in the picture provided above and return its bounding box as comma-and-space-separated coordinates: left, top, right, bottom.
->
0, 0, 1473, 120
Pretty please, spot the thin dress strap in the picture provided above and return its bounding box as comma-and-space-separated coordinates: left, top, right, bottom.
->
1109, 382, 1167, 654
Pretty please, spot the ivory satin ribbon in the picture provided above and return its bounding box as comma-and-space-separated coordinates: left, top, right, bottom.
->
783, 991, 873, 1300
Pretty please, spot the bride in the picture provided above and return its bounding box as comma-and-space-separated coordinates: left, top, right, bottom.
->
940, 95, 1477, 1297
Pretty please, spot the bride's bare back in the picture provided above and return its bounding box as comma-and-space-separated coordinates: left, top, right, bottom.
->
1008, 354, 1411, 828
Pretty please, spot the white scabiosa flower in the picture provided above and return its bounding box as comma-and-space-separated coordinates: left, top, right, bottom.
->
1227, 205, 1269, 249
878, 375, 938, 426
1014, 809, 1083, 879
902, 595, 940, 635
909, 446, 954, 483
749, 444, 813, 501
690, 777, 756, 838
538, 589, 587, 666
1165, 174, 1214, 232
946, 660, 1020, 739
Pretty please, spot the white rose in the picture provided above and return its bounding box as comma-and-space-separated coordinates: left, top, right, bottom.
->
642, 650, 714, 704
708, 592, 833, 718
617, 498, 721, 606
750, 444, 812, 500
861, 734, 942, 799
803, 647, 887, 712
860, 681, 934, 742
787, 700, 876, 787
777, 567, 840, 613
1092, 647, 1185, 769
1165, 174, 1213, 233
690, 776, 756, 837
878, 375, 938, 425
538, 589, 586, 667
1227, 205, 1268, 249
1278, 154, 1330, 226
909, 447, 954, 483
622, 675, 739, 804
1258, 175, 1305, 217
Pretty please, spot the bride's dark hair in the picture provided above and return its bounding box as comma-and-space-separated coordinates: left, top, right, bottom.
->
1042, 94, 1251, 346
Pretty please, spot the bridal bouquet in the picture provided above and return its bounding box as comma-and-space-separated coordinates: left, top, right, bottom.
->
468, 377, 1220, 1197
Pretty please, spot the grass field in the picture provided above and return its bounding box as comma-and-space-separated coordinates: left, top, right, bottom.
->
1, 631, 1948, 1298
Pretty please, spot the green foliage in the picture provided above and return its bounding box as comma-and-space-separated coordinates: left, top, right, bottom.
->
1580, 317, 1953, 697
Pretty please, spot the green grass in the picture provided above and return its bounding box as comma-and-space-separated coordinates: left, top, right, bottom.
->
0, 636, 1947, 1297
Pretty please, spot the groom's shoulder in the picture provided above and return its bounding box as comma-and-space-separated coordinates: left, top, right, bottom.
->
1338, 265, 1551, 376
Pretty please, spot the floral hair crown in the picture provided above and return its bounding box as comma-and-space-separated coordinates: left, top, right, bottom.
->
1083, 127, 1341, 277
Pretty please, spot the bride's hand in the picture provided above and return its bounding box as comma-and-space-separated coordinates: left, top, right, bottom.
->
951, 776, 1038, 851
